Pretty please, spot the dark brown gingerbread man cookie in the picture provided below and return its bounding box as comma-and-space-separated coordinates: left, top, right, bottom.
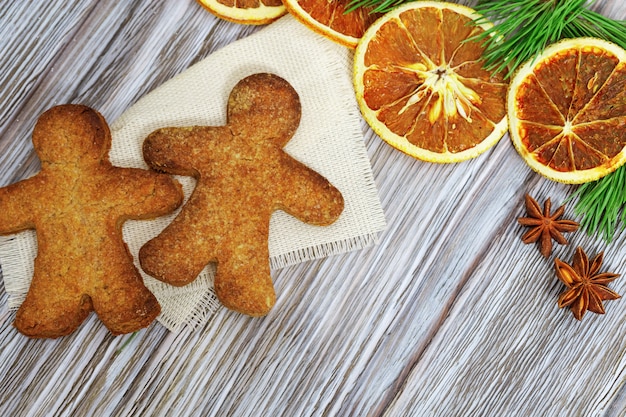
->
139, 73, 344, 316
0, 104, 183, 338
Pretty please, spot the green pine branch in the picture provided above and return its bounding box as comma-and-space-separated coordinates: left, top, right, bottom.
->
471, 0, 589, 76
568, 168, 626, 243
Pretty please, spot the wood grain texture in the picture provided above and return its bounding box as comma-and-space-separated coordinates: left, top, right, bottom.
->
1, 0, 626, 416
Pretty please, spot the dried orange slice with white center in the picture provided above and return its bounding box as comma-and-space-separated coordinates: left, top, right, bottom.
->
508, 37, 626, 183
283, 0, 381, 48
353, 2, 508, 163
196, 0, 286, 25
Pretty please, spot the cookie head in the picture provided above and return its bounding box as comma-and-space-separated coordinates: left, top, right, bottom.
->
33, 104, 111, 166
227, 73, 301, 147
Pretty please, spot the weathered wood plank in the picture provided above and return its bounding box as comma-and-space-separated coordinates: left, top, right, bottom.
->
1, 0, 626, 416
0, 1, 95, 185
381, 184, 626, 416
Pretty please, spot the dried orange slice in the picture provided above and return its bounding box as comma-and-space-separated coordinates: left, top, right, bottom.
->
196, 0, 286, 25
353, 2, 508, 163
509, 38, 626, 184
283, 0, 381, 48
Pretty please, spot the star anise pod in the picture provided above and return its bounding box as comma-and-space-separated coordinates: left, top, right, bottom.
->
517, 194, 579, 257
555, 247, 621, 320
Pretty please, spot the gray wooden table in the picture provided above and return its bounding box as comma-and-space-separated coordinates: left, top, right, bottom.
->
2, 1, 626, 416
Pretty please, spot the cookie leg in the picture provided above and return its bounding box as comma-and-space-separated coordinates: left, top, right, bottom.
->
214, 242, 276, 316
15, 289, 92, 339
139, 221, 214, 286
92, 265, 161, 335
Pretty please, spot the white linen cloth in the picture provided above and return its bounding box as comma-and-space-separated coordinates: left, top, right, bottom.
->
0, 15, 386, 331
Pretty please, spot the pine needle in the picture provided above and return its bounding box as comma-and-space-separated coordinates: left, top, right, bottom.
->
563, 8, 626, 48
115, 331, 139, 355
346, 0, 411, 14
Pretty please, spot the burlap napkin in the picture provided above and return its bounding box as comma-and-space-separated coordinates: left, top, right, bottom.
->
0, 15, 386, 331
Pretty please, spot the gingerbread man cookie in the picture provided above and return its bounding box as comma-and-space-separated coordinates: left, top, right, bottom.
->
139, 73, 344, 316
0, 104, 183, 338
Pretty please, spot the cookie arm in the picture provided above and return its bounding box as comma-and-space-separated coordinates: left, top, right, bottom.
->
143, 127, 218, 176
105, 168, 183, 220
275, 156, 344, 226
0, 179, 36, 234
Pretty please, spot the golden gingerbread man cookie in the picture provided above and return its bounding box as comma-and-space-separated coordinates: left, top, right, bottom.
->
139, 73, 344, 316
0, 104, 183, 338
